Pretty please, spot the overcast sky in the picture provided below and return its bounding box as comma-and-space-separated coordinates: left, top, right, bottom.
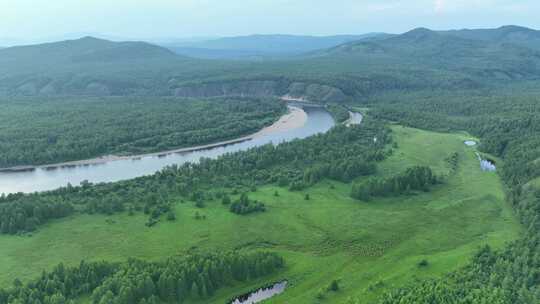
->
1, 0, 539, 44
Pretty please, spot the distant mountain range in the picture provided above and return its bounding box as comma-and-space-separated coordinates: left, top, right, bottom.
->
162, 33, 387, 59
0, 25, 539, 98
322, 25, 540, 55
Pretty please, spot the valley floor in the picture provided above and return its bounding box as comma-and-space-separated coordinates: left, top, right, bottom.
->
0, 125, 521, 303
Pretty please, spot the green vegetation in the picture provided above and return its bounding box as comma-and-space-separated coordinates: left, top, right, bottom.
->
229, 193, 266, 215
1, 251, 284, 304
363, 88, 540, 303
326, 104, 350, 122
0, 96, 284, 167
351, 166, 438, 201
0, 125, 520, 303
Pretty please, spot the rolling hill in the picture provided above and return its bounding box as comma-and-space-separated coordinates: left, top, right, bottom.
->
440, 25, 540, 51
317, 27, 540, 80
0, 37, 204, 96
0, 36, 177, 65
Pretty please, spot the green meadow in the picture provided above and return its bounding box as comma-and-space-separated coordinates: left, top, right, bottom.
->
0, 126, 521, 303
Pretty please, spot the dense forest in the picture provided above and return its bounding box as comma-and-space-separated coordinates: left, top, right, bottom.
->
364, 85, 540, 303
0, 97, 284, 167
351, 166, 438, 201
0, 251, 284, 304
0, 118, 390, 235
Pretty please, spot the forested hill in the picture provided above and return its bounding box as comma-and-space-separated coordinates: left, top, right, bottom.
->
2, 26, 540, 99
440, 25, 540, 51
0, 37, 179, 70
0, 37, 204, 96
317, 27, 540, 80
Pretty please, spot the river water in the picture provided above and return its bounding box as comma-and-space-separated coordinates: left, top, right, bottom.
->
0, 106, 335, 194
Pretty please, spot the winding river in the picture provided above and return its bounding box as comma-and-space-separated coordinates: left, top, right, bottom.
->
0, 104, 335, 194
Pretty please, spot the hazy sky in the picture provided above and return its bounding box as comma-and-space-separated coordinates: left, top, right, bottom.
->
1, 0, 539, 44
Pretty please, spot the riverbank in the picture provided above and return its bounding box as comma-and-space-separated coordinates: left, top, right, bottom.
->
0, 106, 308, 173
281, 95, 308, 102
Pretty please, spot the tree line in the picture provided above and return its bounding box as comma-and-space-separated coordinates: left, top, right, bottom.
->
229, 193, 266, 215
0, 251, 284, 304
351, 166, 438, 201
0, 197, 73, 234
0, 96, 285, 168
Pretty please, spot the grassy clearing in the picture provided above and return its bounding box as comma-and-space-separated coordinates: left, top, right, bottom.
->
0, 126, 521, 303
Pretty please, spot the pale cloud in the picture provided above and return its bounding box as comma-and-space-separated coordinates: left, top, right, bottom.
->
435, 0, 446, 13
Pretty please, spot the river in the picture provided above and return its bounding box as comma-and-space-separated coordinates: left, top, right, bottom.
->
0, 105, 335, 194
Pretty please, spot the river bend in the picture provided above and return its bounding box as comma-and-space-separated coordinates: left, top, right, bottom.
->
0, 105, 335, 194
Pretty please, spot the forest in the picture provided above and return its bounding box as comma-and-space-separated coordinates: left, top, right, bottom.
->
229, 193, 266, 215
351, 166, 438, 201
0, 251, 284, 304
361, 84, 540, 303
0, 97, 285, 167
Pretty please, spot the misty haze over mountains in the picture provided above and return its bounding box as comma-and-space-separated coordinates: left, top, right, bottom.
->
0, 32, 383, 57
2, 25, 539, 59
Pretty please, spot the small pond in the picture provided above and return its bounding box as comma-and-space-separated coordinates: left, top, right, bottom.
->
464, 140, 477, 146
346, 111, 363, 126
230, 281, 287, 304
476, 152, 496, 172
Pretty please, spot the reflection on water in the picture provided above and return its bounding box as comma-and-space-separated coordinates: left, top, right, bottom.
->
230, 281, 287, 304
0, 107, 335, 194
